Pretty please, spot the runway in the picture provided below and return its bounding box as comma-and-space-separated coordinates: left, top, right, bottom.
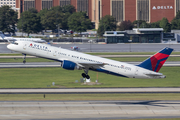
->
0, 100, 180, 119
0, 88, 180, 94
0, 61, 179, 68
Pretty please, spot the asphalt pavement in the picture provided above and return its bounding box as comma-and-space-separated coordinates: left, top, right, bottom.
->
0, 100, 180, 119
0, 88, 180, 94
1, 43, 180, 53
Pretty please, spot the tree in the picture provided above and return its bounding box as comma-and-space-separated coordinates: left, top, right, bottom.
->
174, 11, 180, 20
150, 21, 160, 28
171, 11, 180, 30
60, 12, 71, 30
40, 6, 63, 31
60, 5, 76, 30
68, 11, 92, 33
17, 8, 42, 36
159, 17, 171, 32
37, 8, 48, 30
139, 22, 151, 28
97, 15, 117, 36
118, 20, 133, 31
41, 9, 63, 31
132, 20, 146, 28
0, 5, 18, 34
62, 5, 75, 14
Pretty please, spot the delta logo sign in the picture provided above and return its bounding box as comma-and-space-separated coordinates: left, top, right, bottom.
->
29, 43, 49, 51
152, 6, 173, 10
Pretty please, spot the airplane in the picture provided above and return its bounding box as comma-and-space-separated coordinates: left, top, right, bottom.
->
7, 41, 173, 79
0, 31, 46, 43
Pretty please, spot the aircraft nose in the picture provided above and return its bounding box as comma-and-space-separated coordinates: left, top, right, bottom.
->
7, 44, 13, 50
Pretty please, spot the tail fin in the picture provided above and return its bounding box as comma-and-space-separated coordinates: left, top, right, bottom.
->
137, 47, 173, 72
0, 31, 5, 39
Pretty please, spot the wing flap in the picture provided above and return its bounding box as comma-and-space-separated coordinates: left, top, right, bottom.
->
78, 62, 107, 69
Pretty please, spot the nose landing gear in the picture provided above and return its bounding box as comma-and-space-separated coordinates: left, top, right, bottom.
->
23, 54, 26, 64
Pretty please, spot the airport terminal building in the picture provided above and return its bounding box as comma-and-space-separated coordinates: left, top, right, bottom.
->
103, 28, 177, 43
15, 0, 180, 29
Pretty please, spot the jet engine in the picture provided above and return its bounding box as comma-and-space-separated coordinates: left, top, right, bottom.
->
62, 60, 82, 70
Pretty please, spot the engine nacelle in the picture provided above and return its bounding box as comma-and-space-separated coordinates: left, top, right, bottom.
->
62, 60, 76, 70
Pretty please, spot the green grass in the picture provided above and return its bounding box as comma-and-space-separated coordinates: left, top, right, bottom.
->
0, 93, 180, 101
0, 67, 179, 88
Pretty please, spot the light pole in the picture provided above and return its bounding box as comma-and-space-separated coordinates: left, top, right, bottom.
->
20, 0, 24, 36
56, 8, 59, 38
89, 40, 92, 52
169, 39, 171, 48
128, 40, 132, 52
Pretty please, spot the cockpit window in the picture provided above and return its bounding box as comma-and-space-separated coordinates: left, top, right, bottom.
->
13, 42, 18, 45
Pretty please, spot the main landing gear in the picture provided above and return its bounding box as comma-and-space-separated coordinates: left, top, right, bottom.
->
23, 54, 26, 64
81, 69, 90, 79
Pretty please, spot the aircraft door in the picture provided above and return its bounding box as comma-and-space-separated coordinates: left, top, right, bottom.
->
23, 43, 27, 50
135, 67, 138, 75
53, 48, 59, 56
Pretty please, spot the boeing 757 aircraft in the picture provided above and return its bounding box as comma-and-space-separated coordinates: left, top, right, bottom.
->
0, 31, 46, 43
7, 41, 173, 79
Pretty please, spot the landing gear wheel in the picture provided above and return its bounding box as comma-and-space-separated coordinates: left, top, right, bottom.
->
82, 73, 86, 78
23, 60, 26, 64
86, 75, 90, 79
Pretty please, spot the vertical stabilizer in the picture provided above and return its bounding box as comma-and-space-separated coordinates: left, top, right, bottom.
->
137, 47, 173, 72
0, 31, 5, 39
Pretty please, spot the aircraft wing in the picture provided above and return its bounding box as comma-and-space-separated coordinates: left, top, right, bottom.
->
77, 62, 107, 69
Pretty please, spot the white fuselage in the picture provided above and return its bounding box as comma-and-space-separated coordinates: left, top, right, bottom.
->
7, 41, 165, 79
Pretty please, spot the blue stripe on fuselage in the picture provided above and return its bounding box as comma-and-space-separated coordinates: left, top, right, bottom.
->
90, 68, 128, 78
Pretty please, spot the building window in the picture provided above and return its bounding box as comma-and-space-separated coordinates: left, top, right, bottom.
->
77, 0, 88, 15
60, 0, 71, 7
24, 0, 35, 11
137, 0, 149, 22
112, 0, 124, 22
176, 0, 180, 13
42, 0, 53, 10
